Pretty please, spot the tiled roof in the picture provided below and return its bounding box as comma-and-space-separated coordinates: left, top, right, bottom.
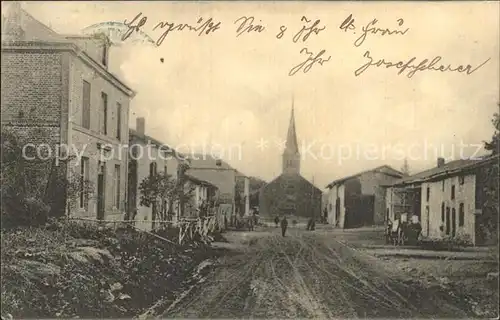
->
185, 174, 217, 188
129, 129, 187, 162
326, 165, 404, 189
386, 155, 498, 187
187, 153, 235, 171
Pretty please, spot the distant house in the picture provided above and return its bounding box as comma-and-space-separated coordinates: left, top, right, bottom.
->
127, 118, 185, 231
325, 165, 404, 228
183, 174, 219, 218
186, 154, 249, 221
385, 156, 498, 245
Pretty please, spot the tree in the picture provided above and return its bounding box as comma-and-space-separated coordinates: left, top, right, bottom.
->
138, 172, 176, 223
176, 161, 191, 218
484, 108, 499, 155
138, 161, 196, 225
401, 158, 410, 176
59, 164, 94, 216
478, 109, 500, 245
1, 129, 94, 228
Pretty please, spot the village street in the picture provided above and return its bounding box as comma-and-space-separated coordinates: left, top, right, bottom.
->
164, 226, 481, 319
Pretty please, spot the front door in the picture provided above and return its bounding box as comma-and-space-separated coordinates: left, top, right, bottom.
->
451, 208, 456, 237
97, 162, 105, 220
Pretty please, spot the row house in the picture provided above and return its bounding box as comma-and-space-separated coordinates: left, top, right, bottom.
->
1, 3, 135, 221
325, 165, 403, 228
186, 154, 249, 223
128, 118, 183, 231
385, 155, 498, 245
127, 118, 219, 230
183, 174, 219, 218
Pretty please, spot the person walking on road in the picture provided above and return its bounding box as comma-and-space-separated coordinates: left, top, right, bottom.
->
280, 216, 288, 237
274, 216, 280, 228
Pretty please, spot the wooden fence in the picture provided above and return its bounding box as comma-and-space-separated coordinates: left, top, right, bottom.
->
68, 213, 222, 246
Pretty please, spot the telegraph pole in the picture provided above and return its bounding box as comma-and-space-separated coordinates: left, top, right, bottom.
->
311, 175, 315, 221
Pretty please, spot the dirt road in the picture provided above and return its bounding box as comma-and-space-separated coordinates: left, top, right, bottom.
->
164, 227, 476, 318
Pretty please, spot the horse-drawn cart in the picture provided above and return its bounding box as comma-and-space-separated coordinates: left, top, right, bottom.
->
386, 216, 422, 246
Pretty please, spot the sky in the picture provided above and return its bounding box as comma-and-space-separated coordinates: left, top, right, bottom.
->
14, 1, 500, 188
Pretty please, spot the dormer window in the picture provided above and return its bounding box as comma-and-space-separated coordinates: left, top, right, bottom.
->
215, 159, 222, 167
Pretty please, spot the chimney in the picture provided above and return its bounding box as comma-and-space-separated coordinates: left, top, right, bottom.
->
437, 157, 445, 168
136, 117, 145, 136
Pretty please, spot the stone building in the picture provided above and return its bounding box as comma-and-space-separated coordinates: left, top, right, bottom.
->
385, 155, 498, 245
325, 165, 403, 228
127, 118, 185, 230
259, 104, 322, 222
183, 174, 219, 219
1, 3, 135, 220
186, 154, 249, 224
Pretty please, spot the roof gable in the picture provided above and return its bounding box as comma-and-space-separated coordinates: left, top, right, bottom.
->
262, 173, 322, 193
2, 5, 68, 43
187, 154, 235, 171
129, 129, 183, 160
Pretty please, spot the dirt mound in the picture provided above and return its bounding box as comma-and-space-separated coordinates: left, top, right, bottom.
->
1, 220, 222, 319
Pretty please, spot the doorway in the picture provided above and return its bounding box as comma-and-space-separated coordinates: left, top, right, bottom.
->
97, 161, 106, 220
335, 198, 340, 227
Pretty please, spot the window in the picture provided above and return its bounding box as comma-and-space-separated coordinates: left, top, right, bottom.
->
459, 203, 465, 227
164, 165, 168, 174
441, 202, 445, 222
451, 185, 455, 200
102, 44, 107, 66
79, 157, 89, 209
116, 102, 122, 140
426, 187, 430, 202
215, 159, 222, 167
442, 180, 445, 192
82, 81, 91, 129
100, 92, 108, 134
459, 176, 465, 185
425, 206, 430, 236
149, 162, 157, 177
445, 207, 451, 235
114, 165, 120, 208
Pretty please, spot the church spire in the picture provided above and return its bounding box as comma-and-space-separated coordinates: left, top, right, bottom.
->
285, 97, 299, 155
282, 96, 300, 174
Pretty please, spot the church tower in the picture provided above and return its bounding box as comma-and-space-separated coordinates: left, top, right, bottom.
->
282, 100, 300, 174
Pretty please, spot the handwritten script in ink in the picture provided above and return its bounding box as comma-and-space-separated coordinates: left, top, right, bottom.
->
114, 12, 491, 78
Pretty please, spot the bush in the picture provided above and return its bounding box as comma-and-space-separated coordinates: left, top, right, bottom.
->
1, 195, 50, 229
25, 197, 51, 224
